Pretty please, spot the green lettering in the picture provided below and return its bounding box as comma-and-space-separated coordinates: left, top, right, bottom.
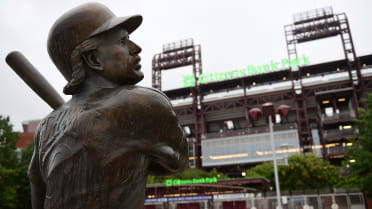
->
255, 66, 262, 74
199, 73, 208, 84
270, 60, 278, 71
263, 64, 270, 72
224, 71, 232, 79
247, 65, 255, 75
302, 54, 310, 65
282, 58, 289, 68
239, 69, 246, 76
219, 72, 224, 80
209, 73, 214, 82
166, 179, 172, 186
232, 70, 240, 78
183, 75, 195, 87
297, 58, 302, 66
290, 59, 297, 67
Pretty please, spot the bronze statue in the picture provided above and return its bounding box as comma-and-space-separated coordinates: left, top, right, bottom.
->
26, 3, 188, 209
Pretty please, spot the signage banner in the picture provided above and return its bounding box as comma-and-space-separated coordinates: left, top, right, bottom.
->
183, 55, 311, 87
214, 193, 247, 200
167, 195, 213, 202
145, 195, 213, 203
165, 177, 218, 187
145, 198, 167, 203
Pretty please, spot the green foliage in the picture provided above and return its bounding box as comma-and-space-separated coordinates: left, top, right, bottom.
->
0, 115, 33, 209
147, 168, 229, 185
280, 153, 341, 191
244, 153, 341, 191
245, 162, 275, 183
342, 93, 372, 197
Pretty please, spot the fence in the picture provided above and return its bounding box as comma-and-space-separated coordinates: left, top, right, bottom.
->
145, 192, 366, 209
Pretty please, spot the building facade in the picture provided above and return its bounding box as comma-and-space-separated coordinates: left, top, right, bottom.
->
152, 7, 372, 176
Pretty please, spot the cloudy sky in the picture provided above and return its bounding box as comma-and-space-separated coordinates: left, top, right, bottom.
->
0, 0, 371, 131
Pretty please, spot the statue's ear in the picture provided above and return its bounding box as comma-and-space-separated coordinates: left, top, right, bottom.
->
82, 50, 103, 71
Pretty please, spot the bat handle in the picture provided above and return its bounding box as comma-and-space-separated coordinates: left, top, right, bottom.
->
6, 51, 65, 110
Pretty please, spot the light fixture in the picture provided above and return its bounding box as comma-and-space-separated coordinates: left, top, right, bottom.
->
349, 159, 356, 163
209, 153, 248, 160
282, 76, 287, 80
336, 68, 340, 71
252, 81, 256, 86
337, 98, 346, 102
363, 64, 366, 68
322, 100, 330, 104
183, 126, 191, 135
306, 72, 310, 77
346, 143, 353, 146
343, 125, 352, 129
209, 89, 214, 93
241, 171, 246, 177
189, 93, 192, 96
237, 84, 240, 88
225, 120, 234, 129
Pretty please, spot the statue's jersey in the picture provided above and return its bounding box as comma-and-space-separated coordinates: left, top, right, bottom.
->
29, 86, 188, 209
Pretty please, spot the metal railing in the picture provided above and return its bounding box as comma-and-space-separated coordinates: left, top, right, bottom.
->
324, 128, 355, 140
203, 123, 297, 139
321, 111, 355, 122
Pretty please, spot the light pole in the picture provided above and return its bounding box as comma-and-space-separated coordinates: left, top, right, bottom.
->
248, 103, 291, 209
262, 102, 282, 209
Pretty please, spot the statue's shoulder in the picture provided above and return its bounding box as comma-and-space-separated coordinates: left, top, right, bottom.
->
107, 85, 173, 111
35, 105, 86, 139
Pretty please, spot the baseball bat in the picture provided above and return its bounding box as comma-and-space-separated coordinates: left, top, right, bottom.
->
5, 51, 65, 110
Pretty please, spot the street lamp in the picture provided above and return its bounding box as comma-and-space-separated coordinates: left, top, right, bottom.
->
248, 103, 291, 209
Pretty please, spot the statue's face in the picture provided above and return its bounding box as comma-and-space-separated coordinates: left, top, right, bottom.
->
96, 28, 144, 85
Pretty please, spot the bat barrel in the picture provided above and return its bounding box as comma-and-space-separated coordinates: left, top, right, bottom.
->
5, 51, 65, 110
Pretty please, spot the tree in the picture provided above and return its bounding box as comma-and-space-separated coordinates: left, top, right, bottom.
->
343, 93, 372, 197
0, 115, 33, 209
245, 162, 275, 183
280, 153, 341, 191
244, 153, 341, 191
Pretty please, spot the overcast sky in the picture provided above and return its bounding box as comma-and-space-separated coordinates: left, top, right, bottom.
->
1, 0, 371, 131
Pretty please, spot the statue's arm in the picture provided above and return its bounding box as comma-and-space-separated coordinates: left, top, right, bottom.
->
139, 88, 189, 175
102, 87, 188, 176
146, 120, 189, 176
28, 130, 46, 209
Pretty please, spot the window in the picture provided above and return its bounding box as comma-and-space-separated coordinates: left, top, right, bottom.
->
275, 114, 281, 124
224, 120, 234, 130
183, 126, 191, 135
325, 107, 334, 117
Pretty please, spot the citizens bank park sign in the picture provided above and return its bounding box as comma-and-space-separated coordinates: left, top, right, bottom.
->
183, 55, 310, 87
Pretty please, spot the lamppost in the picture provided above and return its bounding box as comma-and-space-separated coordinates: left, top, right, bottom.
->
248, 103, 291, 209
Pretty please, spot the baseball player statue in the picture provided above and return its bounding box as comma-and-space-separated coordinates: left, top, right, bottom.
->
25, 3, 188, 209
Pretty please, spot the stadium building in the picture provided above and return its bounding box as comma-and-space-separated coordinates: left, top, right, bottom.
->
143, 7, 372, 209
152, 7, 372, 175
